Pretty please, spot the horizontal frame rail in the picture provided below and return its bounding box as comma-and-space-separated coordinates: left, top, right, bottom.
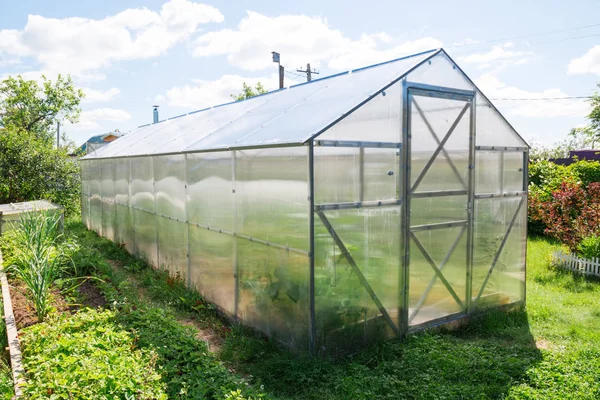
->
405, 82, 475, 100
411, 189, 468, 198
410, 220, 467, 232
315, 140, 402, 149
474, 191, 526, 199
475, 146, 528, 152
315, 199, 402, 211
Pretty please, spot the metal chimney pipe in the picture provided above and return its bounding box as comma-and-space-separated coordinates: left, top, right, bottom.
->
153, 105, 159, 124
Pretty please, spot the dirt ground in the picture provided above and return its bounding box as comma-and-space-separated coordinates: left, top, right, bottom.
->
9, 278, 107, 330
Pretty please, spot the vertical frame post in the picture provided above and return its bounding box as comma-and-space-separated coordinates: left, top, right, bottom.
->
522, 150, 529, 306
399, 78, 410, 335
466, 96, 476, 314
152, 156, 160, 268
232, 150, 239, 321
359, 147, 365, 203
129, 158, 136, 255
308, 141, 316, 352
184, 154, 192, 289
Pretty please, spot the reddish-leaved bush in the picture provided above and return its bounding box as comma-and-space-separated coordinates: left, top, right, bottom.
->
534, 182, 600, 250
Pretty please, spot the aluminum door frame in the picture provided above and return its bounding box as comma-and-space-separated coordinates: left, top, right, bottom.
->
400, 81, 476, 334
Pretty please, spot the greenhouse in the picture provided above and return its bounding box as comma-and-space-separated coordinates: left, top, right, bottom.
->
80, 48, 528, 353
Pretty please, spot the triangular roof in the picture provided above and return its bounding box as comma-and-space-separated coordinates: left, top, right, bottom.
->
83, 49, 526, 160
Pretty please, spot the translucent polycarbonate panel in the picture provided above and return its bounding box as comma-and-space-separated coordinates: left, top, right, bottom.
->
314, 207, 401, 352
154, 155, 186, 220
80, 161, 90, 229
189, 227, 235, 316
156, 216, 188, 277
82, 51, 434, 159
409, 227, 466, 325
472, 197, 526, 309
130, 158, 154, 212
409, 94, 471, 193
475, 92, 527, 147
237, 238, 309, 350
86, 120, 177, 159
304, 80, 402, 143
503, 152, 525, 193
411, 196, 467, 227
153, 94, 281, 155
363, 148, 399, 201
130, 157, 157, 265
314, 146, 360, 205
100, 159, 115, 241
187, 152, 233, 230
476, 151, 501, 194
133, 208, 157, 266
114, 159, 133, 250
89, 160, 102, 234
235, 147, 308, 251
407, 52, 473, 91
183, 51, 434, 153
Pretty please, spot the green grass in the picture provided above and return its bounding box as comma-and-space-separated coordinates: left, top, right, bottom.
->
61, 219, 600, 399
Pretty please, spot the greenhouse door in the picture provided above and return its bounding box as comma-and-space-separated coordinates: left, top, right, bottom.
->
403, 83, 475, 330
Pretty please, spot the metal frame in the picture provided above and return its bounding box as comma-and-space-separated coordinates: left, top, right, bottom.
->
316, 140, 402, 149
404, 82, 475, 329
308, 141, 316, 353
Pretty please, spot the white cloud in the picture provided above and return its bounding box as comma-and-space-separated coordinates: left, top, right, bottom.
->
457, 42, 535, 70
568, 45, 600, 76
83, 87, 120, 103
164, 73, 295, 109
73, 108, 132, 130
0, 0, 223, 78
192, 11, 441, 72
476, 73, 592, 118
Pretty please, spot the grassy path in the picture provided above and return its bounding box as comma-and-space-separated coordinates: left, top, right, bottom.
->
67, 220, 600, 399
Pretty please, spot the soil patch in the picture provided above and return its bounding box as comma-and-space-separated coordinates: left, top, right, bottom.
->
9, 279, 71, 330
77, 279, 107, 309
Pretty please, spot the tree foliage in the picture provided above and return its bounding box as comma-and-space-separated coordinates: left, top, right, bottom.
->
0, 74, 84, 216
0, 74, 84, 140
230, 82, 268, 101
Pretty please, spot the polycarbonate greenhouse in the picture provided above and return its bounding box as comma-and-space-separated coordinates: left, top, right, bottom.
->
80, 49, 528, 353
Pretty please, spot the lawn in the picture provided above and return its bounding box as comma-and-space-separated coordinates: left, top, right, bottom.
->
5, 219, 600, 399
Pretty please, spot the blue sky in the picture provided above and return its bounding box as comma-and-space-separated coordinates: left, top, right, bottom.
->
0, 0, 599, 147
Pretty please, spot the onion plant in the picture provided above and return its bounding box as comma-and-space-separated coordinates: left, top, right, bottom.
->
5, 210, 72, 322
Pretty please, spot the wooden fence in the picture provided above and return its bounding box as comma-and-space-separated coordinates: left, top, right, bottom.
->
552, 250, 600, 278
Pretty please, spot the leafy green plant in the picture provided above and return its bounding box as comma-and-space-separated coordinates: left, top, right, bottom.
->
20, 309, 167, 399
5, 210, 76, 322
577, 235, 600, 259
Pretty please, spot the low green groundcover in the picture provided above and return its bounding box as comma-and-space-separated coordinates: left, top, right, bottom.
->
20, 309, 167, 399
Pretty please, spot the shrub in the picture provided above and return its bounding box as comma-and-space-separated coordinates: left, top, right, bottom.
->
536, 182, 600, 251
20, 309, 167, 399
569, 159, 600, 188
577, 235, 600, 259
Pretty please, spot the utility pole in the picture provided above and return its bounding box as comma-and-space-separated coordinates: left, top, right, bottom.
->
56, 121, 60, 148
272, 51, 284, 89
297, 63, 319, 82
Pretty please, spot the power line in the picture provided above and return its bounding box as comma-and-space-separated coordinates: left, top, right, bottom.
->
450, 22, 600, 49
491, 96, 593, 101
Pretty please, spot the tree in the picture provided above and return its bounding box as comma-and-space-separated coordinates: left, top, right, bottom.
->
230, 82, 268, 101
0, 74, 83, 215
589, 83, 600, 139
0, 74, 84, 140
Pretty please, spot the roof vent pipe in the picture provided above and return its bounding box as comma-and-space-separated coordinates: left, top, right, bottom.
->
153, 105, 159, 124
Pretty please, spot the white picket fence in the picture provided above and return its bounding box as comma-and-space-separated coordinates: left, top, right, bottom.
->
552, 250, 600, 277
